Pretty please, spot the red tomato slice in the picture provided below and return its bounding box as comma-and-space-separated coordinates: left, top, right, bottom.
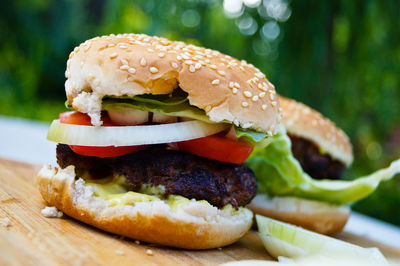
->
175, 135, 253, 164
59, 111, 145, 157
59, 111, 114, 126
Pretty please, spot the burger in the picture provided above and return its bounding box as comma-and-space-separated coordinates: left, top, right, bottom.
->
36, 33, 281, 249
246, 96, 400, 235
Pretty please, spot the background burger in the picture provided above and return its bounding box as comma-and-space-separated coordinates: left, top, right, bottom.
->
36, 33, 281, 249
246, 96, 400, 235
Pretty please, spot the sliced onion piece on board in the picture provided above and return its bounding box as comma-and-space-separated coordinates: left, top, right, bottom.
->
256, 215, 388, 264
47, 120, 229, 146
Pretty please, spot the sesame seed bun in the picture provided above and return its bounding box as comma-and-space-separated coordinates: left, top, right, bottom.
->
279, 96, 353, 166
36, 165, 253, 249
65, 33, 281, 133
247, 194, 350, 235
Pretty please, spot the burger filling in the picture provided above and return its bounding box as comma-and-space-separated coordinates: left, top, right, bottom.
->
289, 135, 346, 180
47, 89, 274, 210
56, 144, 257, 209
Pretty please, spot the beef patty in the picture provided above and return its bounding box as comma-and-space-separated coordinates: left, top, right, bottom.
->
289, 135, 345, 180
56, 144, 257, 208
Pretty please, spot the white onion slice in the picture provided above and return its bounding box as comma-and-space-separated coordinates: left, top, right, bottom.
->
47, 120, 229, 146
256, 215, 388, 264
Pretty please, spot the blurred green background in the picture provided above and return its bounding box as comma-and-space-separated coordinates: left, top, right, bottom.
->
1, 0, 399, 225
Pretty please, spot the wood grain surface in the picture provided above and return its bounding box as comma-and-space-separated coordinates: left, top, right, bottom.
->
0, 158, 399, 265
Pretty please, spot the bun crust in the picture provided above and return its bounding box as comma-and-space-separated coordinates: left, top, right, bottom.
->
36, 165, 253, 249
279, 96, 353, 166
247, 194, 350, 235
65, 33, 281, 132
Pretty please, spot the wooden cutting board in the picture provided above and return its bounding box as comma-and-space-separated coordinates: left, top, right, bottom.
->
0, 158, 399, 265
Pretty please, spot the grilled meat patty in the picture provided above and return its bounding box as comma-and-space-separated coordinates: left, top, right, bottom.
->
57, 144, 257, 208
289, 135, 346, 180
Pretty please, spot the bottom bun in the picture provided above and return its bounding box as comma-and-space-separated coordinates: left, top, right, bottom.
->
36, 165, 253, 249
247, 194, 350, 235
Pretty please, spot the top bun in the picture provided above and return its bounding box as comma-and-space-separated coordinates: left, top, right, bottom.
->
279, 96, 353, 166
65, 33, 281, 133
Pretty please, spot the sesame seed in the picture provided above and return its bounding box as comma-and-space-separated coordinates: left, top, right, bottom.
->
177, 55, 182, 60
107, 43, 115, 48
234, 82, 240, 88
128, 67, 136, 74
209, 64, 217, 70
146, 249, 153, 256
189, 65, 196, 72
242, 102, 249, 107
205, 59, 210, 63
171, 62, 179, 69
262, 104, 267, 110
182, 54, 190, 60
195, 62, 202, 69
243, 91, 252, 98
211, 79, 220, 85
269, 94, 275, 101
271, 101, 277, 107
239, 66, 245, 71
109, 53, 118, 59
229, 82, 234, 88
140, 58, 147, 66
184, 60, 193, 65
255, 72, 264, 78
252, 95, 259, 102
135, 240, 141, 245
84, 41, 91, 51
278, 107, 283, 112
121, 59, 129, 65
149, 67, 158, 73
147, 48, 154, 52
158, 53, 165, 58
259, 92, 266, 98
120, 65, 129, 70
217, 70, 225, 76
232, 88, 238, 94
119, 45, 128, 49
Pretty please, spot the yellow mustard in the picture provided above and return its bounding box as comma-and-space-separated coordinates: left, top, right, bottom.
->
84, 175, 239, 213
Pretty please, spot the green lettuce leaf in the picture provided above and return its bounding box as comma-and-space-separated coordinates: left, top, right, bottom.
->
246, 127, 400, 205
234, 126, 271, 147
